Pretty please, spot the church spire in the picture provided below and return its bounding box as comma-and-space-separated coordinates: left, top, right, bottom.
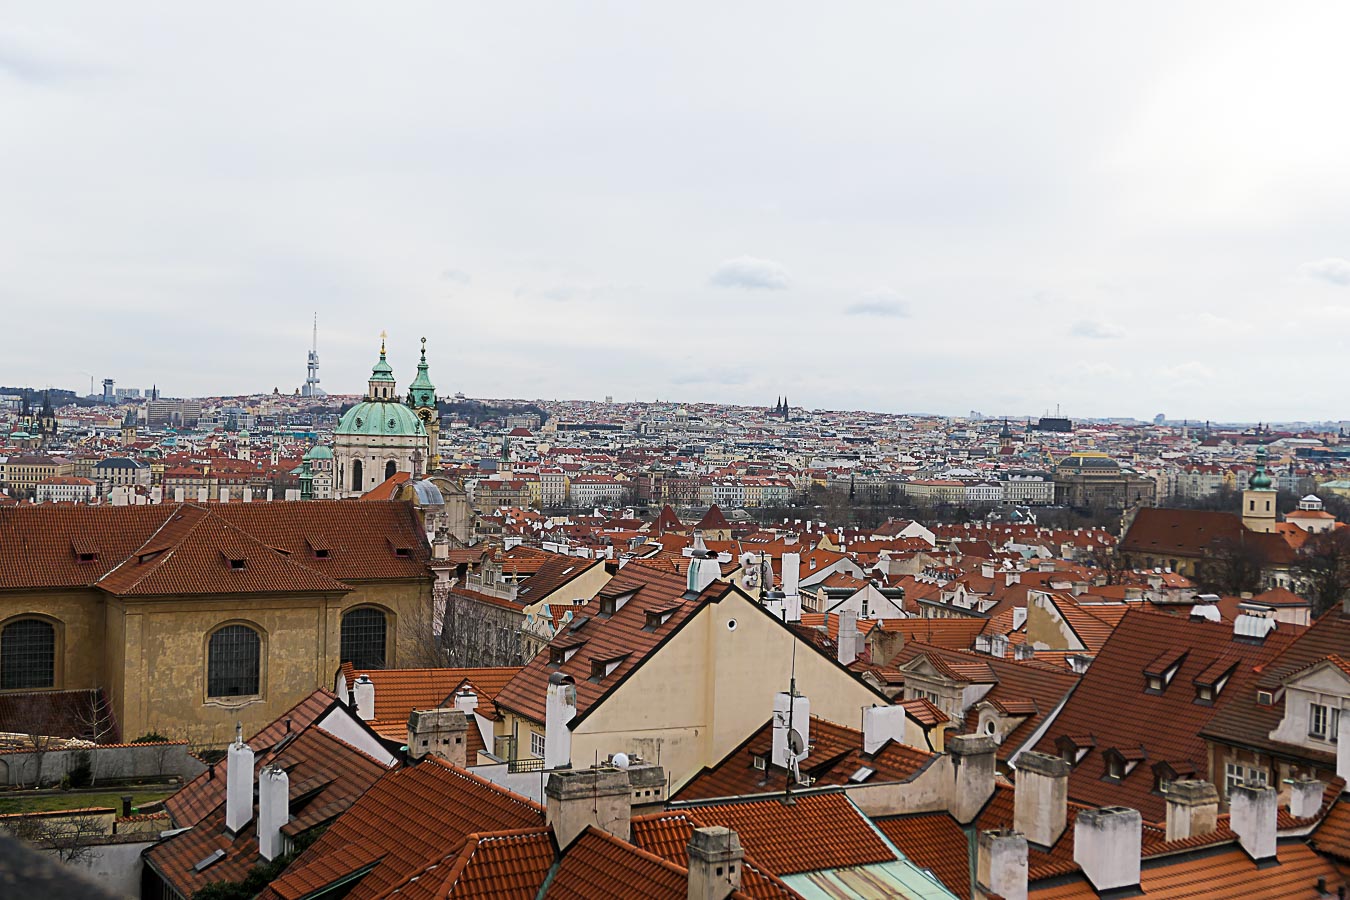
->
367, 332, 396, 400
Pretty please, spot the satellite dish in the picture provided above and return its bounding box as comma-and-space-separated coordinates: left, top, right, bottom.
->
787, 729, 805, 757
612, 752, 630, 769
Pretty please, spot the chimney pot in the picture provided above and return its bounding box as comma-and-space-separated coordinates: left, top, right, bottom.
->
1074, 807, 1142, 893
353, 674, 375, 721
1013, 751, 1070, 847
545, 673, 577, 770
1230, 783, 1278, 862
406, 707, 469, 767
545, 767, 637, 850
257, 764, 290, 862
687, 826, 743, 900
977, 829, 1028, 900
1288, 776, 1324, 820
225, 727, 255, 834
1164, 780, 1219, 841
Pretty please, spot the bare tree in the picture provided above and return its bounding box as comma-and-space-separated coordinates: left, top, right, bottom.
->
1196, 536, 1265, 597
9, 811, 107, 865
11, 694, 60, 788
74, 696, 115, 787
399, 600, 452, 668
1292, 527, 1350, 617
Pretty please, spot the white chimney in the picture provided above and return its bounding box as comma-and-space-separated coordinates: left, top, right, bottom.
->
1164, 780, 1218, 842
1073, 807, 1141, 894
197, 487, 209, 503
771, 690, 810, 770
1230, 783, 1277, 862
257, 763, 289, 861
353, 674, 375, 721
225, 725, 255, 834
1339, 711, 1350, 783
862, 705, 907, 754
1013, 751, 1070, 847
545, 673, 577, 769
949, 735, 998, 825
454, 689, 478, 717
687, 826, 743, 900
243, 486, 253, 502
1288, 776, 1324, 820
837, 609, 859, 665
219, 487, 230, 504
782, 553, 800, 596
174, 487, 185, 502
977, 830, 1028, 900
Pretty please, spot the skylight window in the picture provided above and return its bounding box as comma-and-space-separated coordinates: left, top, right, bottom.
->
849, 766, 875, 783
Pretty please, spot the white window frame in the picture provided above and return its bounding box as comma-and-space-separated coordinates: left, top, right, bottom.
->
530, 731, 546, 758
1311, 703, 1330, 740
1224, 762, 1267, 798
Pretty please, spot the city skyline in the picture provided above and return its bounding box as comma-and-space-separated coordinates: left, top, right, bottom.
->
6, 5, 1350, 419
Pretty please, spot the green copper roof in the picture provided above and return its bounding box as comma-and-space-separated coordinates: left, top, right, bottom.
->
408, 337, 435, 392
335, 400, 426, 437
369, 336, 395, 383
304, 444, 333, 460
1249, 445, 1274, 490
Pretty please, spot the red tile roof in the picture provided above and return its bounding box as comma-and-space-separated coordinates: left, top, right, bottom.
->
1032, 609, 1299, 821
873, 813, 971, 898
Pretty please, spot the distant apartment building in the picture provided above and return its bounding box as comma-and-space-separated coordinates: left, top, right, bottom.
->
146, 398, 202, 428
3, 455, 75, 499
1000, 472, 1055, 505
965, 482, 1002, 504
92, 457, 153, 494
34, 475, 97, 504
538, 468, 568, 507
568, 473, 627, 507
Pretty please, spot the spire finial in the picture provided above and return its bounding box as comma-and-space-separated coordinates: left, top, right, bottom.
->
420, 336, 427, 363
379, 330, 387, 356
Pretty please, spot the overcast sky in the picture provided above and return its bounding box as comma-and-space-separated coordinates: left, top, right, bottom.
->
5, 3, 1350, 421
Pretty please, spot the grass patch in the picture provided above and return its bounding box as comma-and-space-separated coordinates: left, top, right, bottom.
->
0, 789, 175, 816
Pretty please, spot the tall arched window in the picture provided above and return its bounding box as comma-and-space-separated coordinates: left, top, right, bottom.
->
1, 619, 55, 690
384, 460, 397, 481
207, 624, 261, 697
341, 608, 387, 669
351, 459, 363, 492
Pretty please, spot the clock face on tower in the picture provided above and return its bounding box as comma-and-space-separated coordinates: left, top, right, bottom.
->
418, 408, 433, 423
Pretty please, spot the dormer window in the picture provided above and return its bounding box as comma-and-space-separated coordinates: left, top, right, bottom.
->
229, 558, 246, 570
597, 588, 639, 617
1310, 704, 1340, 742
588, 653, 629, 682
77, 552, 98, 563
1143, 648, 1187, 694
314, 548, 330, 559
1257, 689, 1275, 705
393, 547, 411, 558
1103, 753, 1124, 782
643, 606, 679, 632
549, 641, 585, 666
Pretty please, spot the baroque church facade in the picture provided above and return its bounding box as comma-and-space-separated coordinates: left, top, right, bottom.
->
333, 336, 441, 499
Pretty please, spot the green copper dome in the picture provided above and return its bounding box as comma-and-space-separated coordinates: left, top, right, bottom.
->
335, 400, 426, 438
1249, 445, 1274, 490
304, 444, 333, 460
407, 336, 436, 408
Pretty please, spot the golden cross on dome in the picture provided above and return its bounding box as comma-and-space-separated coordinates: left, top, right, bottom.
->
380, 330, 387, 354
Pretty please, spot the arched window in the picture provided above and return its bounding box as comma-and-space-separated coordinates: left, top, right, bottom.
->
1, 619, 55, 690
385, 460, 397, 481
351, 459, 363, 492
341, 608, 387, 669
207, 624, 261, 697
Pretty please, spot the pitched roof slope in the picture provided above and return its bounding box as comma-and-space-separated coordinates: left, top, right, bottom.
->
1031, 609, 1299, 821
262, 758, 544, 900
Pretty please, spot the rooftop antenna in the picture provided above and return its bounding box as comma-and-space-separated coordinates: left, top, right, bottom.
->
782, 641, 802, 805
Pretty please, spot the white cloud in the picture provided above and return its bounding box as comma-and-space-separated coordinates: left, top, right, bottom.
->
709, 256, 790, 291
1069, 319, 1125, 340
1161, 361, 1215, 382
439, 268, 472, 285
845, 289, 908, 318
1300, 258, 1350, 286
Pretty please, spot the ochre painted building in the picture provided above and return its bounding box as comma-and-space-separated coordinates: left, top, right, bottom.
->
0, 501, 434, 746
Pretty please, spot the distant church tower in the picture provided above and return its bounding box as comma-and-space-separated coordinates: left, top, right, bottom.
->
406, 337, 440, 469
1241, 445, 1278, 533
121, 409, 138, 447
332, 335, 429, 499
37, 391, 57, 446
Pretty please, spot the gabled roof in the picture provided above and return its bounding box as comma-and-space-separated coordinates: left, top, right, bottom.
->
494, 566, 725, 726
696, 505, 731, 531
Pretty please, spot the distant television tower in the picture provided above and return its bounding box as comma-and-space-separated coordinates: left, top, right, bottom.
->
302, 313, 325, 398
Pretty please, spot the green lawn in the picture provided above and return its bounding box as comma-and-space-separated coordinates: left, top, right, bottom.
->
0, 789, 176, 815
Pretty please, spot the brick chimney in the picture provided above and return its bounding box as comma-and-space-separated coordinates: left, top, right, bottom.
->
257, 763, 289, 862
353, 674, 375, 721
545, 767, 634, 849
1289, 776, 1324, 820
686, 826, 743, 900
1164, 780, 1219, 841
545, 673, 577, 770
949, 734, 997, 825
1013, 751, 1070, 847
976, 829, 1028, 900
866, 627, 904, 666
225, 725, 255, 834
1230, 783, 1277, 862
1073, 807, 1141, 894
406, 707, 469, 766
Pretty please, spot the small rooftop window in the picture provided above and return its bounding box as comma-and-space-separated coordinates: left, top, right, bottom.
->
229, 558, 246, 570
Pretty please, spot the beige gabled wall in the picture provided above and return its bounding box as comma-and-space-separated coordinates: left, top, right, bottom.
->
573, 589, 889, 789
